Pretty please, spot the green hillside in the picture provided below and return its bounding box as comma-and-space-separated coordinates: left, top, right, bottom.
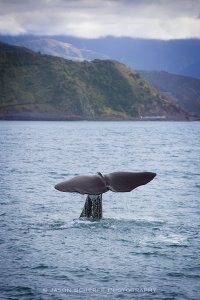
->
139, 70, 200, 115
0, 42, 189, 120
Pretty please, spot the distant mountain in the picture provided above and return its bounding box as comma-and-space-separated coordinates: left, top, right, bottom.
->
0, 42, 189, 120
139, 71, 200, 114
1, 35, 200, 78
57, 36, 200, 79
16, 38, 109, 61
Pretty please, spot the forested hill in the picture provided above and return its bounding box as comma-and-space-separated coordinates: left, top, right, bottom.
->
0, 42, 189, 120
139, 70, 200, 115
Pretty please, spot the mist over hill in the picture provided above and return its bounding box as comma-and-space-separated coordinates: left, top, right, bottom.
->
17, 38, 109, 62
1, 35, 199, 79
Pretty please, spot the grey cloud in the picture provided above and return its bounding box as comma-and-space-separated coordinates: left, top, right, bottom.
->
0, 0, 200, 38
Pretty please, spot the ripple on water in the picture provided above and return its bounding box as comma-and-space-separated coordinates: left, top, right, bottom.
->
153, 234, 189, 247
0, 212, 6, 216
24, 217, 167, 238
31, 264, 50, 270
167, 272, 185, 278
1, 286, 34, 298
69, 217, 166, 230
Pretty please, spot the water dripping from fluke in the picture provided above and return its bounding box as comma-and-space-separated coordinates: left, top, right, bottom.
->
55, 171, 156, 220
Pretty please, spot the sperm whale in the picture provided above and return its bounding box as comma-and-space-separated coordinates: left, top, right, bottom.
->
55, 171, 156, 220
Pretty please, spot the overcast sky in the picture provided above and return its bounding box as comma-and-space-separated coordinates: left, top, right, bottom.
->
0, 0, 200, 39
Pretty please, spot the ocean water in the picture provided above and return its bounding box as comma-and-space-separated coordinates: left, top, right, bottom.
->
0, 121, 199, 300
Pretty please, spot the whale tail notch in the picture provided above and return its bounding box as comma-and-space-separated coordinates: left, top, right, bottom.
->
55, 171, 156, 195
55, 171, 156, 220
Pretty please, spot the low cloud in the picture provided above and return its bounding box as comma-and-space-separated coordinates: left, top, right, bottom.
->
0, 0, 200, 39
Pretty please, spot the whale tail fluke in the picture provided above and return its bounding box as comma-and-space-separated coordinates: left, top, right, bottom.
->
55, 171, 156, 195
55, 171, 156, 220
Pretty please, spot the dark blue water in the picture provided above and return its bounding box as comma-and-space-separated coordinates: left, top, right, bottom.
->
0, 121, 199, 300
